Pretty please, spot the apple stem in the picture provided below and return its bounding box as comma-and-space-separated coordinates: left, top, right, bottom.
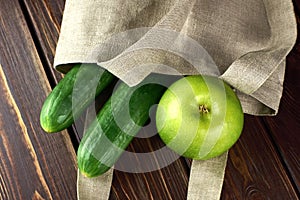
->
199, 105, 209, 114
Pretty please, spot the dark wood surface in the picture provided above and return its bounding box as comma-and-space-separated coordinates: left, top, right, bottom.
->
0, 0, 299, 199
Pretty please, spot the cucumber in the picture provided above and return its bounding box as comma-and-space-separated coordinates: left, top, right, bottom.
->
40, 63, 115, 133
77, 74, 172, 178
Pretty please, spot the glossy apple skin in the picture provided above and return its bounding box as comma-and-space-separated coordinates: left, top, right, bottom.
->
156, 75, 244, 160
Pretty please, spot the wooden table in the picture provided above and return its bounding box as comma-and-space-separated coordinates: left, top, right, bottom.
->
0, 0, 299, 199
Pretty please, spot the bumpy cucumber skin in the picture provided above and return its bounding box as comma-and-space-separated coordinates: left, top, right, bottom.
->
77, 78, 167, 178
40, 64, 115, 133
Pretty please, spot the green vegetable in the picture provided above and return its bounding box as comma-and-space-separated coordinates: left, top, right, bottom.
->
77, 75, 170, 178
40, 63, 115, 133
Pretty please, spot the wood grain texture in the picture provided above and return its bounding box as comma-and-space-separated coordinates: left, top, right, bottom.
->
20, 0, 66, 85
19, 0, 91, 146
222, 116, 298, 200
110, 135, 190, 200
0, 65, 52, 199
6, 0, 300, 199
261, 3, 300, 193
0, 0, 77, 199
262, 46, 300, 192
220, 8, 300, 196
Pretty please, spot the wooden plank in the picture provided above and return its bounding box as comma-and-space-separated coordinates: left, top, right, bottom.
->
221, 8, 300, 195
110, 136, 190, 200
221, 116, 298, 199
260, 6, 300, 193
0, 0, 77, 199
223, 7, 300, 197
20, 0, 85, 145
20, 0, 65, 85
262, 49, 300, 192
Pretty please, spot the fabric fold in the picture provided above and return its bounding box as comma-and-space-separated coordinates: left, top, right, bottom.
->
54, 0, 297, 115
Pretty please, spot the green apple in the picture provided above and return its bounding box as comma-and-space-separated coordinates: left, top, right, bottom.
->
156, 75, 244, 160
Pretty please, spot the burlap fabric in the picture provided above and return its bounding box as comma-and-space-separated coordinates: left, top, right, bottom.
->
53, 0, 297, 199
